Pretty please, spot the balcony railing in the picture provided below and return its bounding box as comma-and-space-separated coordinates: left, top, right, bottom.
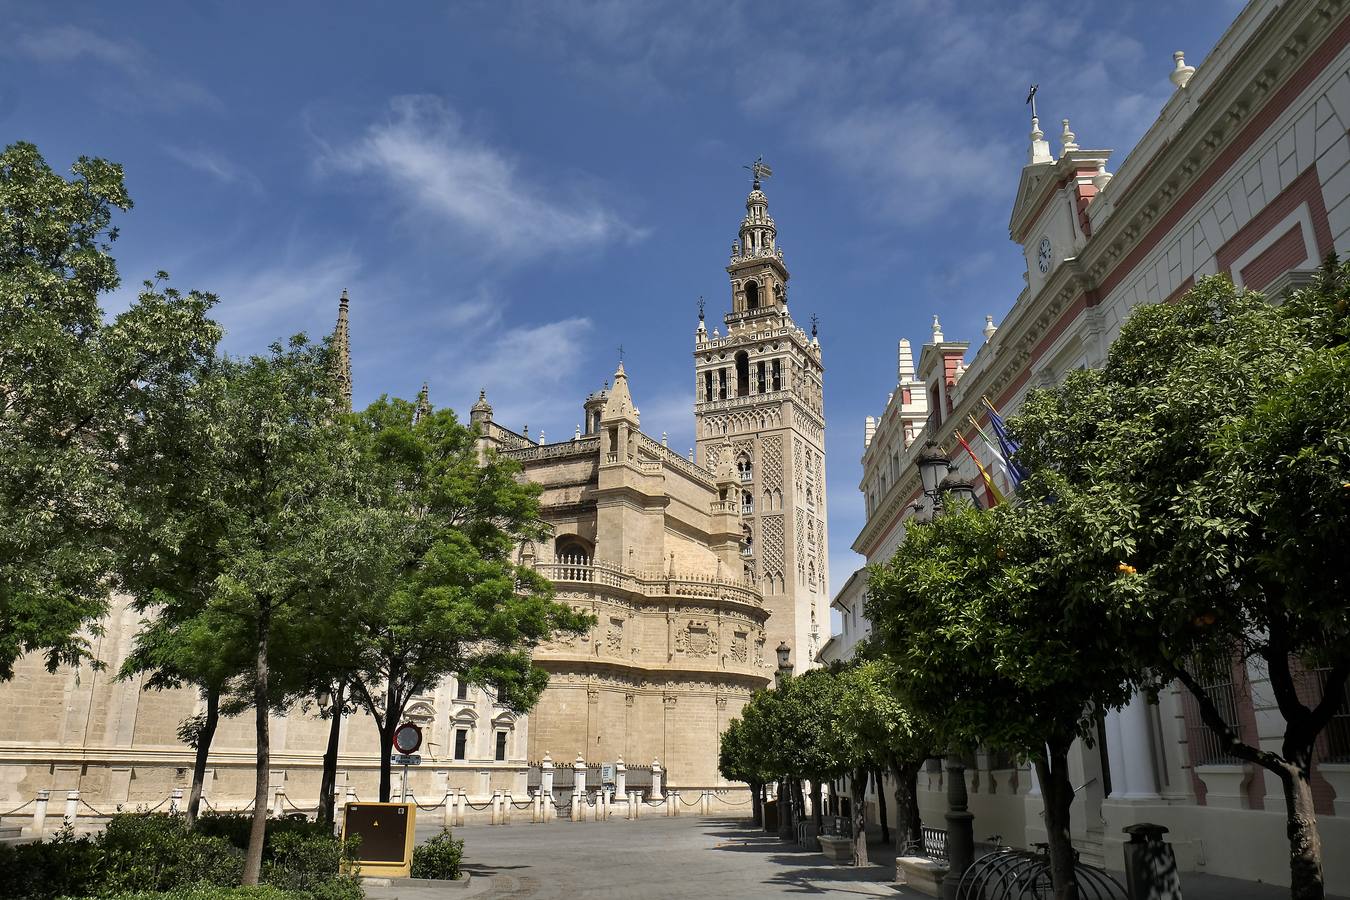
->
535, 557, 763, 608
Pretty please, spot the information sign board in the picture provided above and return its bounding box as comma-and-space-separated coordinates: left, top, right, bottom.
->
600, 763, 615, 785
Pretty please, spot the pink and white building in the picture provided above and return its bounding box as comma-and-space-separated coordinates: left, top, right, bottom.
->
833, 0, 1350, 889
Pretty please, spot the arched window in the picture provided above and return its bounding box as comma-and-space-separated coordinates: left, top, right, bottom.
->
554, 535, 592, 581
741, 524, 753, 557
736, 453, 752, 483
735, 351, 750, 397
703, 371, 713, 403
745, 280, 760, 310
741, 491, 754, 515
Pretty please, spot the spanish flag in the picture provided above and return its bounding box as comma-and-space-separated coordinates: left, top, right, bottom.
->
955, 429, 1005, 506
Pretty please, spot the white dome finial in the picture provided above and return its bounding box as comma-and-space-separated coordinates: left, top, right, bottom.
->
931, 315, 944, 343
983, 315, 997, 343
1060, 119, 1078, 154
1170, 51, 1195, 89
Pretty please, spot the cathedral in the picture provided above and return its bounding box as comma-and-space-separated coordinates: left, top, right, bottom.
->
0, 174, 830, 810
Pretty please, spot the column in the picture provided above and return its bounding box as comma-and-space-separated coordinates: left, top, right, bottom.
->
64, 791, 79, 826
31, 790, 49, 838
541, 752, 555, 816
615, 757, 627, 799
650, 758, 664, 801
574, 755, 587, 823
1117, 694, 1161, 800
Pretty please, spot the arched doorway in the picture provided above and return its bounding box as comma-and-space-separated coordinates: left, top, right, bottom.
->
745, 280, 760, 310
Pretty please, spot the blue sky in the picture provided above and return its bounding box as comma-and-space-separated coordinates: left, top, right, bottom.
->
5, 0, 1242, 597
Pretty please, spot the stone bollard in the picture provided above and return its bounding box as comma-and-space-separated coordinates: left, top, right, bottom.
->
170, 787, 183, 815
624, 789, 633, 820
666, 791, 676, 818
490, 790, 502, 826
31, 789, 49, 838
64, 790, 79, 826
615, 757, 627, 800
442, 790, 453, 827
573, 754, 588, 823
701, 790, 710, 816
503, 791, 513, 825
532, 789, 542, 824
1123, 823, 1183, 900
272, 785, 285, 818
631, 790, 640, 820
650, 758, 664, 801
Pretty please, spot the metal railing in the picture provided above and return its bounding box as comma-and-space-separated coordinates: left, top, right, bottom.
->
533, 558, 763, 608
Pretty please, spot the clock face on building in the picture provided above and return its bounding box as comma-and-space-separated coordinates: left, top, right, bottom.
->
1037, 237, 1053, 274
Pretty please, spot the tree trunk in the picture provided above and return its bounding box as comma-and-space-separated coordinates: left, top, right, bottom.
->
377, 679, 402, 803
874, 769, 890, 845
778, 778, 793, 838
1035, 746, 1080, 900
890, 758, 922, 856
242, 616, 271, 886
185, 687, 219, 829
750, 780, 763, 826
1282, 751, 1324, 900
851, 766, 869, 867
317, 680, 345, 831
810, 777, 823, 831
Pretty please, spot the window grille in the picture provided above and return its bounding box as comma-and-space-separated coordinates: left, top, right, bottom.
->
1182, 657, 1243, 766
1306, 666, 1350, 764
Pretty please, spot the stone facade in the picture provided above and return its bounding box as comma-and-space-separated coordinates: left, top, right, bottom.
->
472, 360, 772, 789
833, 0, 1350, 891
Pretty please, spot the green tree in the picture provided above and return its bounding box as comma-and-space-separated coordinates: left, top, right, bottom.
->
0, 142, 219, 678
718, 716, 769, 826
347, 397, 591, 802
183, 337, 376, 884
1013, 265, 1350, 900
867, 499, 1142, 900
832, 652, 935, 866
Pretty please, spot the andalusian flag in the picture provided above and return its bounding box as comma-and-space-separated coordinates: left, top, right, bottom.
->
955, 429, 1005, 506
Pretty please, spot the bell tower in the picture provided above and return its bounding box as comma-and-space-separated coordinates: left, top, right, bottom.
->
693, 164, 828, 672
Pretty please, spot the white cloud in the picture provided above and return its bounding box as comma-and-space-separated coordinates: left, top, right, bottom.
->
441, 316, 594, 430
164, 146, 264, 193
317, 96, 644, 260
11, 25, 219, 112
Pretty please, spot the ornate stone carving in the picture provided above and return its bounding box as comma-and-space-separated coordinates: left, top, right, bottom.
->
675, 620, 718, 657
730, 631, 748, 663
606, 618, 624, 655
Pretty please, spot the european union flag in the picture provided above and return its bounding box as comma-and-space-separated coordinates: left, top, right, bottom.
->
983, 397, 1028, 490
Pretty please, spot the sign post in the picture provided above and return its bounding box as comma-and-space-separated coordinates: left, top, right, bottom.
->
392, 722, 423, 804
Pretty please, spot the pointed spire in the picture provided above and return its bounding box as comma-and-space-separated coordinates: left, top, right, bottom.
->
898, 338, 915, 382
413, 380, 430, 425
601, 359, 638, 424
332, 290, 352, 412
469, 388, 493, 428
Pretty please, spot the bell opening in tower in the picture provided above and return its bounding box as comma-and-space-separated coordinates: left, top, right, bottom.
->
735, 351, 750, 397
745, 280, 760, 310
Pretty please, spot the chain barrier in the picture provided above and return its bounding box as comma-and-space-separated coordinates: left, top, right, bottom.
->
79, 798, 110, 815
406, 794, 447, 812
713, 795, 752, 805
510, 800, 533, 810
282, 795, 310, 814
679, 794, 702, 806
644, 799, 666, 807
202, 797, 217, 812
0, 799, 35, 817
464, 799, 494, 811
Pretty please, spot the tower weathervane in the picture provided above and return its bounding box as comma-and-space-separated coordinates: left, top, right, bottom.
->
697, 296, 705, 321
743, 156, 773, 189
810, 313, 819, 337
1025, 84, 1039, 120
618, 344, 624, 362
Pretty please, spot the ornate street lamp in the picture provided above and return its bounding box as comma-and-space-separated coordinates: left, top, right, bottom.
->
916, 440, 950, 497
938, 472, 980, 511
775, 642, 792, 684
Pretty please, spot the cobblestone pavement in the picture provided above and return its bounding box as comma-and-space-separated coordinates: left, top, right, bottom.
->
362, 816, 900, 899
360, 816, 1346, 900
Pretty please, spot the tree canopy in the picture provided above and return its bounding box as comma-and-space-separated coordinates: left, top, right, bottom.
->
0, 142, 219, 678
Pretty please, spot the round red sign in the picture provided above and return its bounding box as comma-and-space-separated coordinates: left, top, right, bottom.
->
392, 721, 422, 754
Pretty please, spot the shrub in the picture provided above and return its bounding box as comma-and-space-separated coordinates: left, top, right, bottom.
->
96, 888, 305, 900
410, 828, 463, 881
195, 813, 332, 855
262, 831, 362, 900
96, 813, 242, 894
0, 826, 101, 900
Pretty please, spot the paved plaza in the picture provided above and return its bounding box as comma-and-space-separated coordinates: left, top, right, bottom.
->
359, 816, 1348, 900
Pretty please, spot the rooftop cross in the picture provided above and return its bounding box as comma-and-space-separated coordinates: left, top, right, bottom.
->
1025, 83, 1039, 120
